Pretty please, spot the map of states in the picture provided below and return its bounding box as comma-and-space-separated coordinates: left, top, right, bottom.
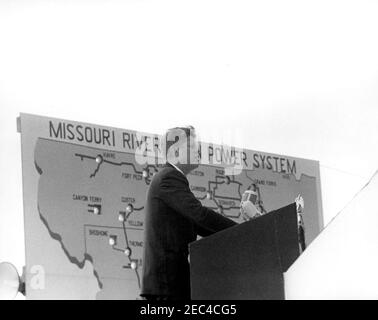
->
34, 137, 321, 299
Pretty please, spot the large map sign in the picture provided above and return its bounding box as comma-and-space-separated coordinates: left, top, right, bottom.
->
18, 113, 323, 299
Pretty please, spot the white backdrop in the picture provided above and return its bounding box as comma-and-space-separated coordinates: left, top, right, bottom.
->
1, 0, 377, 299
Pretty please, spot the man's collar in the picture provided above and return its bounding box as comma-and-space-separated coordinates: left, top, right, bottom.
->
167, 161, 185, 176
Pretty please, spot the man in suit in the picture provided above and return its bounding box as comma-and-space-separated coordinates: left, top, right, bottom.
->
140, 126, 237, 300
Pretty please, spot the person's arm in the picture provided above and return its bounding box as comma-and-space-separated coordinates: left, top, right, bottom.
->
159, 170, 237, 235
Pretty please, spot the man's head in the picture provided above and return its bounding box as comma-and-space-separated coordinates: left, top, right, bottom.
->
164, 125, 200, 174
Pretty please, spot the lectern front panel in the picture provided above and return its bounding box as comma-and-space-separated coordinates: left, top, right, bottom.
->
190, 203, 299, 300
190, 212, 284, 300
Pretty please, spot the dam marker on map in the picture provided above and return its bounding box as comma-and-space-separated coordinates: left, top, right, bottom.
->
109, 236, 117, 246
124, 248, 132, 257
88, 204, 102, 215
126, 204, 134, 214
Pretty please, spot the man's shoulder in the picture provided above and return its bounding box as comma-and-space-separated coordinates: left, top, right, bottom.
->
160, 166, 185, 180
155, 165, 175, 177
153, 165, 187, 186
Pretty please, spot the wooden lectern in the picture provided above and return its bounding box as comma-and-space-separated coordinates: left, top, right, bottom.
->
189, 203, 299, 300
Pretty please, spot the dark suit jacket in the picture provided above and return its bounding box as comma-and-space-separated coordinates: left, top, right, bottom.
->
140, 163, 237, 299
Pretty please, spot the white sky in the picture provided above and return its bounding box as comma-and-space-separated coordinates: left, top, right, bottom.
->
0, 0, 378, 297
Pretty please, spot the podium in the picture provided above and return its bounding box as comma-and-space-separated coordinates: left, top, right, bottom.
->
189, 203, 300, 300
